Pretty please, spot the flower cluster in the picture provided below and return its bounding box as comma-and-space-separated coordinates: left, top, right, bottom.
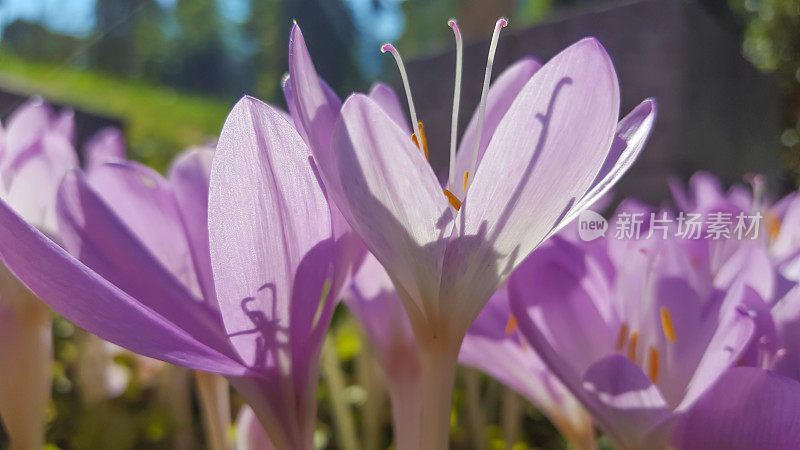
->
0, 16, 798, 450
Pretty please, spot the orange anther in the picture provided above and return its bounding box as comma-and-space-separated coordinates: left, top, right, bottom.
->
443, 189, 462, 211
615, 323, 629, 352
627, 331, 639, 361
505, 315, 518, 335
418, 121, 429, 160
648, 346, 659, 383
660, 307, 676, 343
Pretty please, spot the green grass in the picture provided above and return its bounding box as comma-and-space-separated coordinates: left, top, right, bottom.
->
0, 48, 233, 171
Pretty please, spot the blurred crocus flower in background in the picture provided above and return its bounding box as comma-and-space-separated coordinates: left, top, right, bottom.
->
344, 253, 420, 450
56, 144, 233, 450
0, 99, 80, 450
0, 99, 78, 237
669, 171, 800, 281
0, 95, 350, 450
668, 173, 800, 380
508, 208, 764, 448
460, 286, 596, 449
82, 126, 126, 170
286, 16, 656, 446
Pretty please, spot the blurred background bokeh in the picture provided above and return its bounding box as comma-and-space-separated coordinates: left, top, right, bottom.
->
0, 0, 798, 448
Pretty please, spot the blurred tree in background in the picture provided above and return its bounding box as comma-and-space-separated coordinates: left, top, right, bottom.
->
1, 0, 797, 153
732, 0, 800, 182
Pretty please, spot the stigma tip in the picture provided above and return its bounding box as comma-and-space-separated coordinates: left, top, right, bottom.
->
497, 17, 508, 28
381, 43, 392, 53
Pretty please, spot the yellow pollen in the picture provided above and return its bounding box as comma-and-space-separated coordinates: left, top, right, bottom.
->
648, 346, 659, 383
505, 315, 518, 335
660, 307, 676, 343
766, 211, 781, 240
615, 322, 629, 351
411, 121, 429, 160
443, 189, 462, 211
463, 171, 469, 191
418, 121, 429, 160
627, 331, 639, 361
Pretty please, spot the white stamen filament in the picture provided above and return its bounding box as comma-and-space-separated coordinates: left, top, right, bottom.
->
747, 173, 766, 213
382, 43, 422, 144
448, 19, 463, 190
467, 17, 508, 191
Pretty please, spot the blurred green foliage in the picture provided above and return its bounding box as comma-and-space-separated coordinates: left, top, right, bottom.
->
732, 0, 800, 182
0, 47, 231, 171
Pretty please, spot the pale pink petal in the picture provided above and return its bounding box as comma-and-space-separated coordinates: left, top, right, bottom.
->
549, 99, 657, 238
208, 96, 336, 372
286, 23, 342, 155
450, 57, 541, 197
169, 147, 217, 306
324, 94, 453, 320
368, 82, 410, 134
86, 161, 201, 297
442, 38, 620, 327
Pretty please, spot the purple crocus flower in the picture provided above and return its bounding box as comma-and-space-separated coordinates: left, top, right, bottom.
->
0, 99, 79, 236
669, 171, 800, 281
671, 367, 800, 449
508, 224, 759, 448
286, 18, 656, 446
668, 173, 800, 375
345, 253, 420, 449
460, 285, 596, 449
0, 97, 344, 450
0, 99, 80, 449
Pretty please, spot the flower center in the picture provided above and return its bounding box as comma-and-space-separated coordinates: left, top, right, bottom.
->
614, 307, 676, 384
382, 17, 508, 211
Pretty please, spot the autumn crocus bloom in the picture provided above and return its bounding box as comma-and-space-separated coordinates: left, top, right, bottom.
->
287, 17, 655, 446
460, 286, 596, 449
508, 227, 760, 449
0, 97, 343, 450
345, 253, 420, 450
669, 171, 800, 282
0, 99, 79, 450
667, 173, 800, 374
